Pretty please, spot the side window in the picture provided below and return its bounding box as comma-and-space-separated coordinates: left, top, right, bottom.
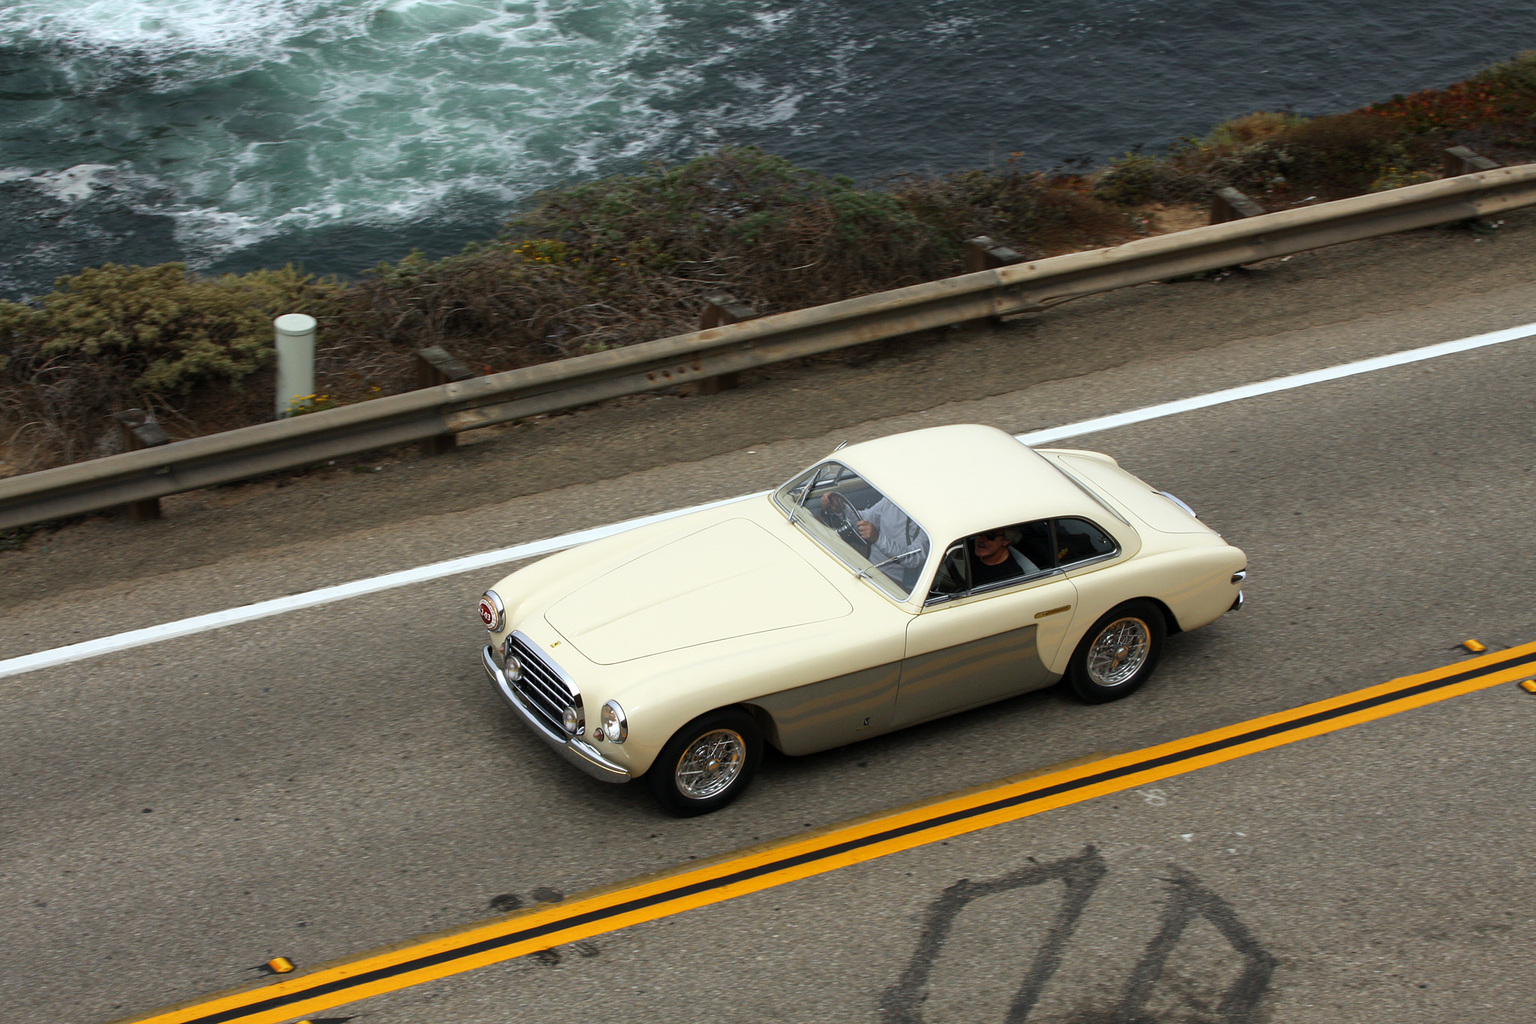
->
1014, 520, 1055, 570
1052, 517, 1117, 566
932, 522, 1050, 601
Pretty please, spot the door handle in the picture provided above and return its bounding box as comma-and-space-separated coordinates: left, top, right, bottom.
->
1034, 605, 1071, 619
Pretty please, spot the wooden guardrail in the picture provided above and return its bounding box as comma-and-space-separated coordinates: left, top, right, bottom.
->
4, 164, 1536, 530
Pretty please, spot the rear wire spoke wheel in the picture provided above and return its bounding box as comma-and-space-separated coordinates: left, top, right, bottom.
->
1068, 600, 1166, 703
1086, 618, 1150, 685
647, 707, 763, 816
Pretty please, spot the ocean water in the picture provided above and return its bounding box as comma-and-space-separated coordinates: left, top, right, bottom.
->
2, 0, 1535, 299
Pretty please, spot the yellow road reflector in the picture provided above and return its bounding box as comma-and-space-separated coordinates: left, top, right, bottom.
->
264, 957, 294, 975
1520, 679, 1536, 694
1463, 639, 1487, 652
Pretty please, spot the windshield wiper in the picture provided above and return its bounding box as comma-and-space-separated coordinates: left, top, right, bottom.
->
856, 547, 923, 581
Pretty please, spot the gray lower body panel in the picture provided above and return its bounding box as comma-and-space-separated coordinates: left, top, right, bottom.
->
893, 624, 1058, 729
751, 662, 902, 756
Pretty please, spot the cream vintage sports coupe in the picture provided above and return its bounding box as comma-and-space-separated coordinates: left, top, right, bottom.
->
478, 424, 1246, 815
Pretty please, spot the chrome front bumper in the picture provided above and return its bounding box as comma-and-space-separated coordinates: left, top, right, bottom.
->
481, 645, 632, 783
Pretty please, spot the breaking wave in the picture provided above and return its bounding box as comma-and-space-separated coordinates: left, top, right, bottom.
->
2, 0, 1534, 297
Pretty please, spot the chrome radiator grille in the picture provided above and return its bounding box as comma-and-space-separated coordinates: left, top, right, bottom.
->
506, 635, 578, 735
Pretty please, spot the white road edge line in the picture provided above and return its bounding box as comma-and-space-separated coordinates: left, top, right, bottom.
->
5, 321, 1534, 680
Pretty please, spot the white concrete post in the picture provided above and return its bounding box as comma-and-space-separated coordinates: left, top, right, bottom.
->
273, 313, 317, 418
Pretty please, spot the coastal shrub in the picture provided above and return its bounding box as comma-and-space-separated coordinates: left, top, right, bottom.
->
508, 146, 950, 312
0, 262, 342, 392
1474, 50, 1536, 97
1028, 178, 1131, 245
320, 149, 967, 390
1369, 167, 1438, 192
1172, 112, 1301, 193
1277, 113, 1407, 193
885, 162, 1130, 255
1366, 81, 1513, 137
1089, 114, 1305, 207
1177, 112, 1302, 165
1092, 153, 1212, 205
1091, 154, 1164, 205
0, 262, 340, 469
330, 236, 688, 371
885, 165, 1037, 243
1363, 54, 1536, 147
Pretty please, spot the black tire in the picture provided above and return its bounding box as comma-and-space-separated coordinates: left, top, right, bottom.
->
1067, 600, 1167, 704
645, 707, 763, 817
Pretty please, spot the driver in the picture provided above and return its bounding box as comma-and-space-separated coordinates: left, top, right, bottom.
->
820, 492, 929, 582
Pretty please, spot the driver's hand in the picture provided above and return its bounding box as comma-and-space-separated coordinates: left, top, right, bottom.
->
857, 520, 879, 542
820, 493, 844, 512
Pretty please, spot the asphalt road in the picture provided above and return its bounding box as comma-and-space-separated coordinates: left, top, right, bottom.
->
3, 221, 1536, 1024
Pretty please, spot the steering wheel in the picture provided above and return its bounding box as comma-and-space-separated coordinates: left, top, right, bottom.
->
820, 495, 871, 555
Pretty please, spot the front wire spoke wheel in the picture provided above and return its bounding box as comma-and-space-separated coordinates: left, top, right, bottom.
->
674, 728, 746, 799
1086, 617, 1151, 687
648, 707, 764, 815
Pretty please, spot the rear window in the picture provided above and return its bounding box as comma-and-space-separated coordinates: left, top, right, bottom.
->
1053, 517, 1118, 565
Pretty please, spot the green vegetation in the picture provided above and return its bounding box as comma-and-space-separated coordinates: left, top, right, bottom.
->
6, 52, 1536, 475
0, 263, 342, 468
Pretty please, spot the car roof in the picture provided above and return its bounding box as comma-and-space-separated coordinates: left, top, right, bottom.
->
832, 424, 1108, 544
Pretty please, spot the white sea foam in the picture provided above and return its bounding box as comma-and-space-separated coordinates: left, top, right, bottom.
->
36, 164, 117, 202
1, 1, 795, 259
0, 0, 330, 52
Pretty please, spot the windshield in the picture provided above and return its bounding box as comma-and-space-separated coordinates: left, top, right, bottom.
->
774, 462, 931, 601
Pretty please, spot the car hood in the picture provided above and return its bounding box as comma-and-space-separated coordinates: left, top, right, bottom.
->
544, 516, 854, 665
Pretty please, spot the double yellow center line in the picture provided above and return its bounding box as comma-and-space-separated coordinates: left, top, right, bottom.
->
123, 640, 1536, 1024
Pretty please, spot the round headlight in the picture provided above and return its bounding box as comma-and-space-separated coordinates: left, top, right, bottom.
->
561, 705, 583, 735
600, 700, 627, 743
503, 653, 522, 682
478, 590, 505, 633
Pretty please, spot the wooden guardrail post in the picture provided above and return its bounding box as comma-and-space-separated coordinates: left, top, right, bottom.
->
698, 293, 759, 394
963, 237, 1026, 324
1443, 146, 1500, 177
964, 236, 1025, 274
112, 410, 170, 521
1209, 187, 1266, 224
415, 346, 476, 456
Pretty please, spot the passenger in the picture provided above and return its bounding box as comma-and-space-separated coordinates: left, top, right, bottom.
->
968, 527, 1037, 587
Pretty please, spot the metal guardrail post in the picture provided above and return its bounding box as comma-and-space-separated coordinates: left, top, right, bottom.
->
1444, 146, 1500, 177
415, 346, 476, 455
112, 410, 170, 521
1210, 187, 1266, 224
698, 293, 759, 394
